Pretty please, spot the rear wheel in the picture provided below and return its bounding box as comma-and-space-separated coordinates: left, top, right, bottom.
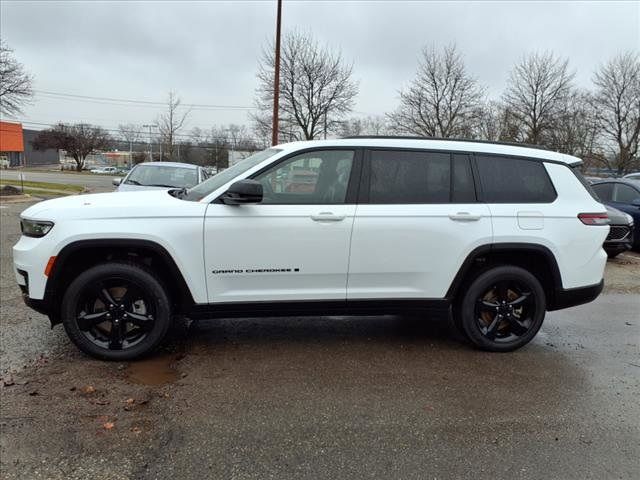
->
457, 266, 546, 352
61, 262, 171, 360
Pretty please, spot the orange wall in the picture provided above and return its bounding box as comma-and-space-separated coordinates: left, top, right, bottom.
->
0, 121, 24, 152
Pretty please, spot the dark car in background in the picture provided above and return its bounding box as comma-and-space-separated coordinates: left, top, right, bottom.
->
592, 179, 640, 250
603, 205, 634, 258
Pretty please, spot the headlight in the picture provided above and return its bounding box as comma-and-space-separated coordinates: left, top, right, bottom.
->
625, 213, 634, 226
20, 219, 54, 238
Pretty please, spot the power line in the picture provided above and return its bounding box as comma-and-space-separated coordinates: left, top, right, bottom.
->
12, 119, 263, 143
34, 90, 256, 111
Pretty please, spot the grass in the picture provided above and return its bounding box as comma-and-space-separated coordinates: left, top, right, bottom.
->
0, 179, 84, 193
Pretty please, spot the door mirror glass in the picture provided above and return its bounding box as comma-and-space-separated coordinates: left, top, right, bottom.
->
221, 179, 263, 205
112, 177, 122, 186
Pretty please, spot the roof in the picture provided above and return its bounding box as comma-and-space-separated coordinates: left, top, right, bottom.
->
592, 178, 640, 188
0, 121, 24, 153
275, 138, 582, 165
134, 161, 199, 169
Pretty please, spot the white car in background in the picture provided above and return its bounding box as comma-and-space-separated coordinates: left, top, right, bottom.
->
90, 166, 118, 174
113, 162, 207, 191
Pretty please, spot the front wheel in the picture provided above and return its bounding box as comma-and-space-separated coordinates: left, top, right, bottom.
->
61, 262, 172, 360
457, 266, 546, 352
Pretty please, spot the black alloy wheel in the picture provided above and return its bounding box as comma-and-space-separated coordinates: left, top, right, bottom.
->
458, 266, 546, 352
61, 262, 171, 360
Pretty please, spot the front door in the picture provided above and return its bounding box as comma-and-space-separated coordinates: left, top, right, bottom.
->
204, 149, 359, 303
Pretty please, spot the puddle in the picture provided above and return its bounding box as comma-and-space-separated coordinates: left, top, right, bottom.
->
125, 353, 181, 385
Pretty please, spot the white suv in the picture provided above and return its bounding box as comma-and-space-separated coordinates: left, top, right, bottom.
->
13, 138, 609, 360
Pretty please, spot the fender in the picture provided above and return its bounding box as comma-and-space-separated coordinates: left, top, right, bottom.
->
43, 239, 195, 325
445, 242, 563, 306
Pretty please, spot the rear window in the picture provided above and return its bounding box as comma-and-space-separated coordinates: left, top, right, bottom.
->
475, 155, 556, 203
369, 150, 451, 204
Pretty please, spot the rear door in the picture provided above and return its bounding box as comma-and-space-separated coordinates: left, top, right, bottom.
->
347, 149, 492, 300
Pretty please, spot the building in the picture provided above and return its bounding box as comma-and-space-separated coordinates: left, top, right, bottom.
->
0, 121, 59, 168
0, 121, 24, 167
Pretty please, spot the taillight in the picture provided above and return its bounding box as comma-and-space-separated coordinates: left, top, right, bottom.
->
578, 213, 609, 225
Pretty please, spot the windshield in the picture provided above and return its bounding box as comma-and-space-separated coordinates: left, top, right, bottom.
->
124, 164, 199, 188
182, 148, 282, 201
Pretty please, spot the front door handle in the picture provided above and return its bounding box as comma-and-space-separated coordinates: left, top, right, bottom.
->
449, 212, 482, 221
311, 212, 345, 222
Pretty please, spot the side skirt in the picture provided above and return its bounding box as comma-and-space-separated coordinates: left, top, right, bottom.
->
183, 299, 452, 320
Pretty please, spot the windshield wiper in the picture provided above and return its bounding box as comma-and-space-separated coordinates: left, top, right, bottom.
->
125, 179, 142, 185
146, 184, 178, 188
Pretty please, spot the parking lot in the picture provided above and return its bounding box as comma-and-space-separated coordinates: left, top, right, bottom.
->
1, 198, 639, 480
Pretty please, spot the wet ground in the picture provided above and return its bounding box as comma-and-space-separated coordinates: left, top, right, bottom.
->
1, 200, 639, 479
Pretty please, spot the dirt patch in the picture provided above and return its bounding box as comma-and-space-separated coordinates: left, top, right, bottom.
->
604, 251, 640, 294
125, 352, 181, 385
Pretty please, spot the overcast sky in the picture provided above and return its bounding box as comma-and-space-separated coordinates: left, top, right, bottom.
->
1, 0, 638, 136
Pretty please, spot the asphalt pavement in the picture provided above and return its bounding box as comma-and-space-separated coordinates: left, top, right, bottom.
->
1, 199, 639, 480
0, 169, 115, 192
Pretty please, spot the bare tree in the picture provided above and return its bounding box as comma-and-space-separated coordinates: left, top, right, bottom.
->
0, 40, 33, 116
503, 51, 574, 144
157, 91, 190, 161
32, 123, 112, 171
545, 90, 599, 158
591, 51, 640, 174
387, 45, 484, 138
252, 31, 358, 141
339, 115, 389, 137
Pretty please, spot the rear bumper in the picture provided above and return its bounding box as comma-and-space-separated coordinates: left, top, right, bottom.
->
550, 279, 604, 311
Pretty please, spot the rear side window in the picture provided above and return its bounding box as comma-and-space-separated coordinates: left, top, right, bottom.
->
452, 154, 476, 202
369, 150, 450, 203
592, 183, 613, 201
475, 155, 556, 203
614, 184, 640, 203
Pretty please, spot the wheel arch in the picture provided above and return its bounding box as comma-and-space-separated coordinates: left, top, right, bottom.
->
44, 239, 195, 325
446, 243, 563, 310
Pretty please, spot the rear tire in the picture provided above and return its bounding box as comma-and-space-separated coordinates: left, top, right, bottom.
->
457, 266, 546, 352
61, 262, 172, 360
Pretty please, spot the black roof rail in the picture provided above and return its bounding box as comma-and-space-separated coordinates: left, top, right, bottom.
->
340, 135, 550, 151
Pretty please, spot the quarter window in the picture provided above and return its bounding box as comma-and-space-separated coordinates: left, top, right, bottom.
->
475, 155, 556, 203
368, 150, 451, 204
254, 150, 354, 204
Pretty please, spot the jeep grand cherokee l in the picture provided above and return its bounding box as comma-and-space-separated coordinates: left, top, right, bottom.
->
13, 138, 609, 360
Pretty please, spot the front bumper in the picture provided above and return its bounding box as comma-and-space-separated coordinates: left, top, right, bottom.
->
550, 279, 604, 311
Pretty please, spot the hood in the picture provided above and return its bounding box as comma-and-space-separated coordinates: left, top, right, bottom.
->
21, 189, 192, 221
116, 183, 172, 192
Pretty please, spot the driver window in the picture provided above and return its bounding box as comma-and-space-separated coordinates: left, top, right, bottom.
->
254, 150, 354, 204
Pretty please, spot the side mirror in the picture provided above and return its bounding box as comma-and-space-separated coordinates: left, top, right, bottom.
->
631, 198, 640, 207
221, 179, 263, 205
112, 177, 122, 186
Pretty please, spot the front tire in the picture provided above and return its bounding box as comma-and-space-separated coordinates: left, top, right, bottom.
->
61, 262, 172, 360
457, 266, 546, 352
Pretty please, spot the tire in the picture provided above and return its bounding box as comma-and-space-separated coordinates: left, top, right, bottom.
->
61, 262, 172, 360
457, 266, 546, 352
606, 250, 621, 259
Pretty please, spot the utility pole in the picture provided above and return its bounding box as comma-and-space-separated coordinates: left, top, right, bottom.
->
271, 0, 282, 147
143, 124, 154, 161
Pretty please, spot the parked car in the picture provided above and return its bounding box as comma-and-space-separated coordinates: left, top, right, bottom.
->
591, 179, 640, 250
14, 138, 609, 360
90, 166, 118, 174
603, 205, 634, 258
623, 172, 640, 181
112, 162, 207, 191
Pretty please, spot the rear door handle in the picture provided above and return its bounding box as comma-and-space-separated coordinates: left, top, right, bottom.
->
311, 212, 345, 222
448, 212, 482, 221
